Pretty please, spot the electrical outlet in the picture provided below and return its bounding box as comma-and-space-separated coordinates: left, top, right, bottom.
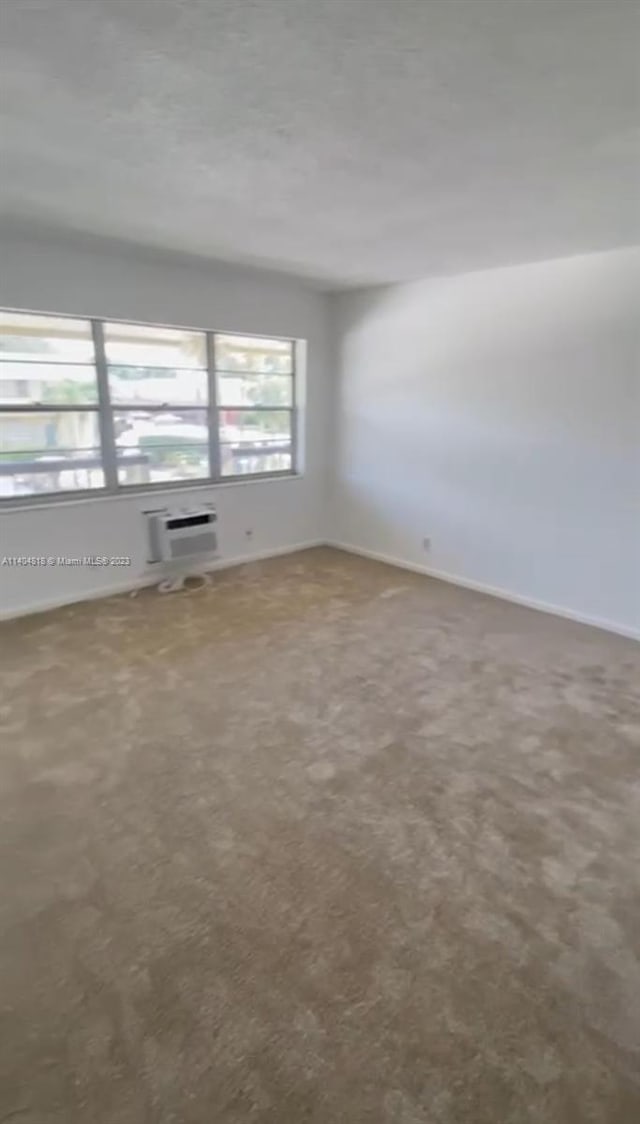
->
422, 537, 431, 552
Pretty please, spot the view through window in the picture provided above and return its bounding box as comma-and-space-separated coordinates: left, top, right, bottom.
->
0, 311, 297, 499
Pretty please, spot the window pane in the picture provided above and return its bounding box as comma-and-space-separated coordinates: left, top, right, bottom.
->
113, 408, 208, 437
215, 334, 293, 374
114, 410, 209, 486
0, 311, 94, 363
104, 322, 206, 368
219, 406, 292, 478
217, 373, 292, 408
0, 362, 98, 405
220, 445, 292, 477
0, 460, 104, 498
0, 410, 100, 453
0, 410, 103, 497
117, 443, 209, 486
219, 409, 291, 443
108, 366, 208, 406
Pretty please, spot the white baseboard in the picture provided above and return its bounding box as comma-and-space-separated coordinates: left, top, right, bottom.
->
0, 539, 324, 621
4, 538, 638, 642
329, 541, 640, 643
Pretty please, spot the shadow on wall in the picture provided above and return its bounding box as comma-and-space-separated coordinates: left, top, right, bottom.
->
332, 248, 640, 633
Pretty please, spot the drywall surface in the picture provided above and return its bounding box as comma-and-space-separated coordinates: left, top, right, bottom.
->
0, 229, 330, 617
332, 248, 640, 636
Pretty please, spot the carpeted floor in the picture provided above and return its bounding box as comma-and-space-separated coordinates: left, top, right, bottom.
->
1, 546, 639, 1124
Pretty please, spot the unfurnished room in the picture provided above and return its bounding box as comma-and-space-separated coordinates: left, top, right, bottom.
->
0, 2, 639, 1122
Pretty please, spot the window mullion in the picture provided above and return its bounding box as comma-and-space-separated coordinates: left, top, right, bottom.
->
206, 331, 221, 480
92, 319, 118, 491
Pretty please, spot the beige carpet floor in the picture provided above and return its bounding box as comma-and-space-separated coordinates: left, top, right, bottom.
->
1, 546, 639, 1124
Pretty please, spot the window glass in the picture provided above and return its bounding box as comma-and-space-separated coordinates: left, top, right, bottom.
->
108, 367, 208, 406
0, 410, 103, 498
114, 410, 209, 486
215, 334, 293, 374
0, 311, 95, 363
217, 373, 292, 408
104, 322, 206, 369
0, 363, 99, 405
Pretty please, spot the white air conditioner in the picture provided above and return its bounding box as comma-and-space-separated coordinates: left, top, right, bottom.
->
146, 506, 217, 564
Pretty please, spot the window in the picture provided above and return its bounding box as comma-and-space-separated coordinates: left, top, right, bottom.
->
215, 334, 294, 478
0, 310, 298, 501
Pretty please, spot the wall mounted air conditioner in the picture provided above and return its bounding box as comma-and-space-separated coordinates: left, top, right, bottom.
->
146, 506, 217, 564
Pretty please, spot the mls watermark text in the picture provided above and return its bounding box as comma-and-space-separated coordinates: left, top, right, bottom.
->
2, 556, 133, 568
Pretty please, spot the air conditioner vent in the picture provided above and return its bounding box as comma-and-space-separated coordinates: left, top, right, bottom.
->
170, 530, 217, 559
166, 513, 213, 531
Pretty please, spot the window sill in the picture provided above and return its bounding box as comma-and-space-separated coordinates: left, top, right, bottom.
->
0, 472, 303, 513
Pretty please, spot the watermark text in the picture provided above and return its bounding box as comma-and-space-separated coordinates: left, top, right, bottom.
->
2, 556, 132, 568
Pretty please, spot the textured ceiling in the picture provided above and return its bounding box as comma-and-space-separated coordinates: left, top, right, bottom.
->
0, 0, 638, 286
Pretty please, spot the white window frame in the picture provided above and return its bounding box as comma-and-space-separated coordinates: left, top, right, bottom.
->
0, 309, 300, 506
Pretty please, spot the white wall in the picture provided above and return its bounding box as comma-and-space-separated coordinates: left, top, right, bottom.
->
0, 228, 331, 617
332, 248, 640, 637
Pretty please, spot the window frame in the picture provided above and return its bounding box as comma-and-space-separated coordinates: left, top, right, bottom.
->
0, 309, 300, 506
